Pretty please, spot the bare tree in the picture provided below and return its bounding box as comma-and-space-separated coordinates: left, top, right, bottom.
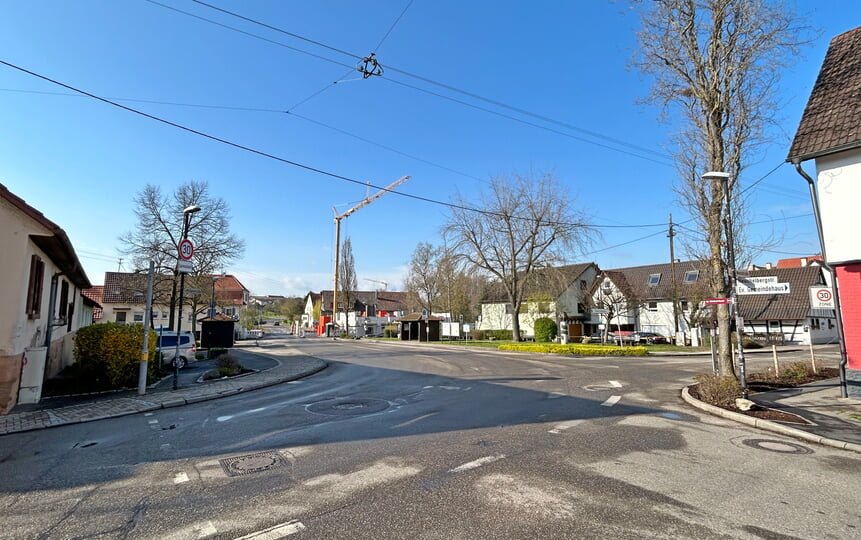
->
119, 180, 245, 330
338, 237, 357, 336
633, 0, 812, 376
445, 172, 596, 341
591, 273, 642, 343
404, 242, 442, 315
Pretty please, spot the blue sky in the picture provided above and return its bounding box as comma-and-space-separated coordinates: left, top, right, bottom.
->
1, 1, 858, 297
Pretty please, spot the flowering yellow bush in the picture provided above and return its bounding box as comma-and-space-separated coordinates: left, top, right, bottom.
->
498, 343, 648, 356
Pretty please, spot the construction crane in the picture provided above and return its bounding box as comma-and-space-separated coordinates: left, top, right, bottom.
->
332, 176, 409, 330
365, 279, 389, 291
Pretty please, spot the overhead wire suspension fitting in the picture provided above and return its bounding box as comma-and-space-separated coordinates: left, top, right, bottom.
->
357, 53, 384, 78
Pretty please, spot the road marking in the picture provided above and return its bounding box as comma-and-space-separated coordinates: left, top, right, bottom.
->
392, 412, 438, 428
160, 444, 171, 451
234, 520, 306, 539
173, 472, 189, 484
197, 521, 217, 538
449, 454, 506, 473
601, 395, 622, 407
547, 392, 566, 399
609, 380, 622, 388
148, 419, 158, 425
548, 419, 584, 434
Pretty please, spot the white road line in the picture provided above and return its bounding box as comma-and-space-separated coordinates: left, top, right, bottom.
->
148, 419, 158, 425
449, 454, 506, 473
173, 472, 189, 484
392, 412, 438, 428
234, 520, 306, 539
601, 395, 622, 407
197, 521, 217, 538
547, 391, 566, 399
548, 419, 583, 434
609, 380, 623, 388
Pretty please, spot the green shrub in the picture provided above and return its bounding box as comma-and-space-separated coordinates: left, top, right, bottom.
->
742, 338, 763, 349
383, 325, 399, 338
533, 318, 557, 342
74, 323, 157, 388
693, 374, 741, 407
498, 343, 647, 356
471, 329, 485, 340
214, 354, 243, 377
484, 329, 513, 341
782, 361, 814, 381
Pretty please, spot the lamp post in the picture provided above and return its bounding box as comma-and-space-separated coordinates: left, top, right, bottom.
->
173, 204, 201, 390
702, 171, 747, 398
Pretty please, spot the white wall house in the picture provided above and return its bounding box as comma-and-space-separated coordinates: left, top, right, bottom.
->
1, 184, 93, 413
477, 263, 600, 339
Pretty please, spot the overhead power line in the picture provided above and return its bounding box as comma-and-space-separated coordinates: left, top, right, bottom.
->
144, 0, 672, 165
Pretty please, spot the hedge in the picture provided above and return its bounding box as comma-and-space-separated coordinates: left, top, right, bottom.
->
74, 323, 158, 388
533, 318, 557, 342
498, 343, 648, 356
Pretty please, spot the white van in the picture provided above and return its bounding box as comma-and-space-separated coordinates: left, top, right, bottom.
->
155, 331, 197, 369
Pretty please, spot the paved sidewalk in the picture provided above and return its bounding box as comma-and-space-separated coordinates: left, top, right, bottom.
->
0, 345, 326, 436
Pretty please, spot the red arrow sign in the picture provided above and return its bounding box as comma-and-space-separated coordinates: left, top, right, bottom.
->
704, 298, 732, 305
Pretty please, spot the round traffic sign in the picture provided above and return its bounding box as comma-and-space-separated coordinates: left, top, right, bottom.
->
178, 238, 194, 260
816, 289, 832, 302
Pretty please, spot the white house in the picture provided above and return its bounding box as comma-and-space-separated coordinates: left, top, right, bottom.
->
0, 184, 93, 413
788, 25, 861, 396
478, 263, 600, 339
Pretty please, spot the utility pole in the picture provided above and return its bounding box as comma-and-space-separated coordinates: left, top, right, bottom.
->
333, 176, 409, 334
668, 213, 679, 337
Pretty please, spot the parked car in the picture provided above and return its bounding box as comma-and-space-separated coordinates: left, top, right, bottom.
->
155, 331, 197, 369
608, 331, 637, 344
633, 332, 669, 345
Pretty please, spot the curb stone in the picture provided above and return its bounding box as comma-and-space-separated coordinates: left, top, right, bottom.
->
681, 385, 861, 454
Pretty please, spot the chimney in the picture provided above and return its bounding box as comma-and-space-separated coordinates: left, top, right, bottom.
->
800, 258, 808, 267
765, 262, 772, 270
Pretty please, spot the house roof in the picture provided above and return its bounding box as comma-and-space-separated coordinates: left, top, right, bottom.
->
736, 266, 826, 321
776, 255, 823, 268
102, 272, 153, 304
214, 274, 248, 293
1, 183, 91, 289
480, 262, 598, 302
788, 26, 861, 161
319, 290, 409, 313
601, 260, 708, 301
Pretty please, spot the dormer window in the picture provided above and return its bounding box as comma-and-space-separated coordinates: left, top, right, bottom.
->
648, 273, 661, 286
684, 270, 699, 283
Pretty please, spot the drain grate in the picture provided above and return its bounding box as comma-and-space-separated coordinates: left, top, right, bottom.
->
220, 451, 287, 477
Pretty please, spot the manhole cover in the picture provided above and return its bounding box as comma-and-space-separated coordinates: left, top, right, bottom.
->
306, 397, 390, 416
741, 439, 814, 455
220, 451, 286, 476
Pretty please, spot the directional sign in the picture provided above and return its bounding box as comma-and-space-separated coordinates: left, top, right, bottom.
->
177, 260, 193, 274
739, 276, 777, 285
178, 238, 194, 261
591, 308, 609, 315
736, 280, 790, 295
809, 287, 835, 309
704, 298, 732, 305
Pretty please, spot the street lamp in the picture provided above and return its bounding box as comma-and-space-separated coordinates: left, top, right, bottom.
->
702, 171, 747, 398
173, 204, 201, 390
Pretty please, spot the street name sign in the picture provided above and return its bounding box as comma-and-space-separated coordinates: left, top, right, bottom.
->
736, 277, 790, 295
592, 308, 609, 315
704, 298, 732, 305
177, 260, 193, 274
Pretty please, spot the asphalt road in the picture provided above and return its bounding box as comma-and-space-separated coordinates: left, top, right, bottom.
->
1, 333, 858, 539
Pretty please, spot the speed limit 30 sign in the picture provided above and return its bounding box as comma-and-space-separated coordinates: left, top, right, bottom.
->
178, 238, 194, 261
809, 286, 834, 308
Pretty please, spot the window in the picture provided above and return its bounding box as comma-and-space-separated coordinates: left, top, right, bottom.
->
680, 300, 689, 311
58, 279, 69, 322
116, 311, 127, 323
810, 318, 821, 330
162, 311, 169, 319
684, 270, 699, 283
133, 312, 144, 322
647, 301, 658, 312
225, 307, 236, 316
648, 273, 661, 286
26, 254, 45, 319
